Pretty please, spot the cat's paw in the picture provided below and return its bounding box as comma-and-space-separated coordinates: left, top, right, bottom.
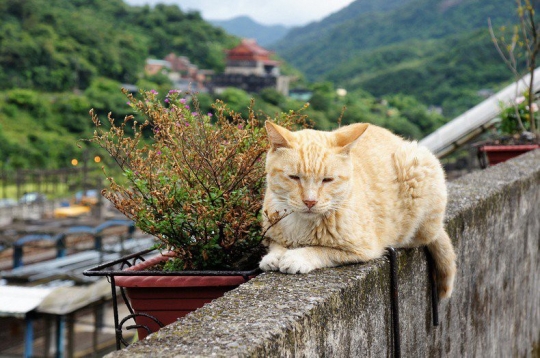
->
278, 249, 321, 274
259, 251, 283, 271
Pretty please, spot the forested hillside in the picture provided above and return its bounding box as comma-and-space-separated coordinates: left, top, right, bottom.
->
0, 0, 513, 170
273, 0, 528, 117
0, 0, 237, 92
326, 30, 511, 117
0, 0, 237, 169
275, 0, 410, 56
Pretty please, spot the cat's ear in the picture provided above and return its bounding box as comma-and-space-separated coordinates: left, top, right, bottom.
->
265, 121, 293, 150
334, 123, 369, 155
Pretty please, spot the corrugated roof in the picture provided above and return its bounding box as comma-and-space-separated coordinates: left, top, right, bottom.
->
36, 279, 111, 315
0, 286, 53, 318
0, 279, 111, 318
146, 59, 172, 68
419, 67, 540, 157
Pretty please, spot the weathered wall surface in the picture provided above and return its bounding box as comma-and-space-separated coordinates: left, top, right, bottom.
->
108, 149, 540, 358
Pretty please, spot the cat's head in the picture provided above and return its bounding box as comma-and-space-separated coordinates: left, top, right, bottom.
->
265, 121, 368, 217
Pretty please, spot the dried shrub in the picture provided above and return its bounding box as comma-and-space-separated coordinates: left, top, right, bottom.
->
89, 89, 307, 270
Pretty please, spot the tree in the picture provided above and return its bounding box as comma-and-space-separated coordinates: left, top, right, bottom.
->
489, 0, 540, 137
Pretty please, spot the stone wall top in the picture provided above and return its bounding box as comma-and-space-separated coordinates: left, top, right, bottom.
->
108, 149, 540, 358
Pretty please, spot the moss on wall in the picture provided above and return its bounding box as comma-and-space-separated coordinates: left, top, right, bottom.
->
108, 149, 540, 358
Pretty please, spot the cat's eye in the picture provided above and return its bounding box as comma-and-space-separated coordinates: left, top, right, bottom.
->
289, 175, 300, 181
322, 178, 334, 183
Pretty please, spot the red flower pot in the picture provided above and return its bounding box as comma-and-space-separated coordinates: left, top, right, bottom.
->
114, 253, 256, 340
478, 144, 539, 166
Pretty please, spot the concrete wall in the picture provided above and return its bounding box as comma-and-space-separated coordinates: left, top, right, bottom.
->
108, 149, 540, 358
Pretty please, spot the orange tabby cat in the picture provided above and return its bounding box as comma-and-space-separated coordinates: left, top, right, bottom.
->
260, 121, 457, 298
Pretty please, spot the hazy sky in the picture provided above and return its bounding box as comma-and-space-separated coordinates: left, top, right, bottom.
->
123, 0, 356, 26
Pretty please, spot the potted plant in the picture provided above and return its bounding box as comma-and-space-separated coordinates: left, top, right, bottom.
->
86, 89, 305, 340
481, 0, 540, 166
478, 94, 540, 166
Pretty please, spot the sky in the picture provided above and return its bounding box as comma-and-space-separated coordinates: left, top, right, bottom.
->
123, 0, 356, 26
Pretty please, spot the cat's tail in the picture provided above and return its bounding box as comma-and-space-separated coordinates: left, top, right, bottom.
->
426, 229, 457, 299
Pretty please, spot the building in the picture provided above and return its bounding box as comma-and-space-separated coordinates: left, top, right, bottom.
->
144, 59, 172, 76
144, 54, 211, 92
210, 39, 290, 95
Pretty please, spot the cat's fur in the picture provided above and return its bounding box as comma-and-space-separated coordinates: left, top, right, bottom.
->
260, 121, 457, 298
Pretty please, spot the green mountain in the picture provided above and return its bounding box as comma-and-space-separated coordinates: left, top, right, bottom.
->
0, 0, 237, 92
275, 0, 411, 58
0, 0, 238, 169
273, 0, 528, 116
0, 0, 518, 170
210, 16, 290, 46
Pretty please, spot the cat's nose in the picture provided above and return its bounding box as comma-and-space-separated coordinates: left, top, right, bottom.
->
303, 200, 317, 209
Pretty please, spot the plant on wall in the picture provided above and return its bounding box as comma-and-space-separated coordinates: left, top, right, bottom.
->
88, 89, 307, 271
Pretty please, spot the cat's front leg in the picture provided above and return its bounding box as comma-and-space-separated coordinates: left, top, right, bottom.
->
278, 246, 382, 274
259, 242, 288, 271
278, 247, 326, 274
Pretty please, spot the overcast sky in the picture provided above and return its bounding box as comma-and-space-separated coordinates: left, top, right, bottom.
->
124, 0, 356, 26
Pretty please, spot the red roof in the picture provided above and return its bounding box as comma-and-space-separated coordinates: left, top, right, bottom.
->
226, 39, 273, 61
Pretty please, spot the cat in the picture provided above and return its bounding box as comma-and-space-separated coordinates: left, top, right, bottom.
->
260, 121, 457, 299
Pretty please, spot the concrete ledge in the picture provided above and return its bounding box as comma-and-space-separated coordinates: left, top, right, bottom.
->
108, 149, 540, 357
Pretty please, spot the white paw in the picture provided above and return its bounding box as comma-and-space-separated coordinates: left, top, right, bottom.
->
278, 249, 320, 274
259, 251, 283, 271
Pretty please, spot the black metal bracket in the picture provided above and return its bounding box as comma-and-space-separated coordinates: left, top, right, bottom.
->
424, 247, 440, 326
83, 248, 259, 349
386, 247, 440, 358
387, 247, 401, 358
118, 312, 165, 347
106, 253, 156, 350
